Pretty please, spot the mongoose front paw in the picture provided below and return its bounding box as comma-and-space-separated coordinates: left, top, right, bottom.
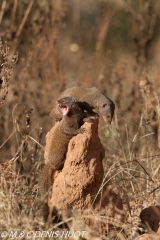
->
93, 112, 99, 118
83, 117, 93, 123
79, 127, 86, 134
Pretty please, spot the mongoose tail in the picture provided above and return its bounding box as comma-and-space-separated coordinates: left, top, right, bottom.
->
39, 165, 55, 222
50, 86, 115, 125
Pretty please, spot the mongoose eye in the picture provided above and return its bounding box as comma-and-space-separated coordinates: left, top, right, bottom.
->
71, 103, 76, 108
102, 103, 108, 108
70, 97, 76, 102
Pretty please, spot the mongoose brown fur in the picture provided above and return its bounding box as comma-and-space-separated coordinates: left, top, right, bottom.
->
50, 86, 115, 124
39, 96, 92, 221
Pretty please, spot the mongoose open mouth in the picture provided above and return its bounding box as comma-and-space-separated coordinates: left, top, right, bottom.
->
57, 103, 69, 116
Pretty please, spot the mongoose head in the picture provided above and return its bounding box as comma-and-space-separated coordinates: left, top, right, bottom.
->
56, 97, 78, 116
99, 100, 115, 125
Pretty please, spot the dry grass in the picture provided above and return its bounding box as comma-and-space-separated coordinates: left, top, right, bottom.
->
0, 0, 160, 239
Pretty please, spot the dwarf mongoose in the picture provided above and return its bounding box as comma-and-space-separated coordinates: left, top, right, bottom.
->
39, 96, 92, 220
50, 86, 115, 124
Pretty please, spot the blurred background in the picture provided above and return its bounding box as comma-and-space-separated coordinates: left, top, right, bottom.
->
0, 0, 160, 167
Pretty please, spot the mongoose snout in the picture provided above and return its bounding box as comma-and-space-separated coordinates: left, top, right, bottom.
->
99, 101, 115, 125
56, 97, 74, 116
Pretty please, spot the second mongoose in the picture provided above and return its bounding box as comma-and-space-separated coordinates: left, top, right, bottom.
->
50, 86, 115, 124
39, 96, 92, 220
